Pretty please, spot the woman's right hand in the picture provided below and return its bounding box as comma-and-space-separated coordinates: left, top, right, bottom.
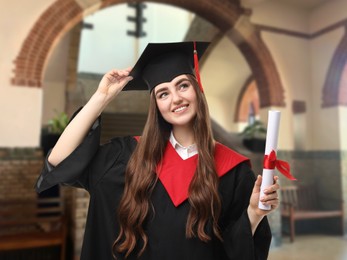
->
48, 68, 133, 166
96, 68, 133, 105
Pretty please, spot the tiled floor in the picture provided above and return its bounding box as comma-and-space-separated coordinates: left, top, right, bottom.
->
268, 235, 347, 260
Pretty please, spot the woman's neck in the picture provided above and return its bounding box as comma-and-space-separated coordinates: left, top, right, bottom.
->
172, 125, 195, 147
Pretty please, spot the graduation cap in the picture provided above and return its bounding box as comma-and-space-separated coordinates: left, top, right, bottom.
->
123, 41, 210, 92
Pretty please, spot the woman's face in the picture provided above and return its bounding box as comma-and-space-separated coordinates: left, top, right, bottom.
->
154, 74, 197, 128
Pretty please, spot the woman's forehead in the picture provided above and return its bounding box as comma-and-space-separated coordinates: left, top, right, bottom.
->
154, 74, 190, 90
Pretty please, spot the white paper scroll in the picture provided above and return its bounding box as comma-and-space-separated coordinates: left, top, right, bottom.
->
258, 110, 281, 210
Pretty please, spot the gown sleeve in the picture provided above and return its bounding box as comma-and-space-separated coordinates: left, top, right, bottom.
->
35, 108, 134, 193
219, 162, 272, 260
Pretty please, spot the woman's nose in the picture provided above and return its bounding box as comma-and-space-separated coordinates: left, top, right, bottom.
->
172, 90, 182, 103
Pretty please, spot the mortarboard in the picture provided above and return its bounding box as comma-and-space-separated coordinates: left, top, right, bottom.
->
123, 41, 210, 92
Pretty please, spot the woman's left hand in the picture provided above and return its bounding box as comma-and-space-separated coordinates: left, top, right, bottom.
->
249, 175, 280, 217
247, 175, 280, 235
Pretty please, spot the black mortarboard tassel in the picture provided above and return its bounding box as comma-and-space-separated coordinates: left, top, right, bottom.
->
123, 41, 210, 92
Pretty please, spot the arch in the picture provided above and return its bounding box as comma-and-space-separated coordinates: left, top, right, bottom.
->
227, 17, 285, 108
11, 0, 243, 88
322, 25, 347, 107
12, 0, 83, 87
234, 75, 260, 123
11, 0, 285, 108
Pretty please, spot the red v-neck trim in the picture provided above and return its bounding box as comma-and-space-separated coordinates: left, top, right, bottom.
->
133, 137, 249, 207
156, 143, 198, 207
156, 141, 249, 207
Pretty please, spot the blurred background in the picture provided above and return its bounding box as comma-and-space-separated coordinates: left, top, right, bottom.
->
0, 0, 346, 259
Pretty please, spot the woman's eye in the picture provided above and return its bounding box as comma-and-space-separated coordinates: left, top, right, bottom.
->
158, 92, 168, 99
179, 83, 189, 90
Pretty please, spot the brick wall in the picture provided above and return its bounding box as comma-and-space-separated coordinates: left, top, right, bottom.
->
0, 148, 43, 200
0, 147, 77, 259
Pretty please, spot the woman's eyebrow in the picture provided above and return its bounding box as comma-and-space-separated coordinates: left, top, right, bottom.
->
155, 78, 189, 95
174, 78, 189, 86
155, 86, 168, 96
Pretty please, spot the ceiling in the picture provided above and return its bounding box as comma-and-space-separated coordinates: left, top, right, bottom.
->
277, 0, 329, 10
243, 0, 330, 10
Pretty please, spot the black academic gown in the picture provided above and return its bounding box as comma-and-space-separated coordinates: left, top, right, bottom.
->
36, 117, 272, 260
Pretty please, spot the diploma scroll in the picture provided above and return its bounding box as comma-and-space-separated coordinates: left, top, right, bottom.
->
258, 111, 281, 210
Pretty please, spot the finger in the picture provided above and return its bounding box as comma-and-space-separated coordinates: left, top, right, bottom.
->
116, 76, 133, 92
273, 175, 279, 184
265, 185, 279, 194
109, 69, 120, 76
262, 197, 279, 206
106, 72, 128, 85
260, 191, 277, 202
126, 75, 133, 81
264, 177, 280, 194
118, 70, 130, 77
122, 75, 133, 85
253, 175, 262, 193
109, 69, 129, 78
263, 192, 278, 201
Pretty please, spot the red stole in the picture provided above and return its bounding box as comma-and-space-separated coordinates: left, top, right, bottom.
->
156, 142, 249, 207
133, 137, 249, 207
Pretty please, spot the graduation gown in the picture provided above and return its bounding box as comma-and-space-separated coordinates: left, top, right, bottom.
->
36, 117, 272, 260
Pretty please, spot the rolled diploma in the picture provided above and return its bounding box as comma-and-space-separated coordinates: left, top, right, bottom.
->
258, 110, 281, 210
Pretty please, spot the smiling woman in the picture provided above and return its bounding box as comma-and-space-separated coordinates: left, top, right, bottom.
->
154, 75, 198, 132
35, 41, 280, 260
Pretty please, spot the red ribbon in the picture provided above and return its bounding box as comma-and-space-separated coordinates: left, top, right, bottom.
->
263, 150, 296, 180
193, 42, 204, 93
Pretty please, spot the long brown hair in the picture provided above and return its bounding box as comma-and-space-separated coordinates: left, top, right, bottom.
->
113, 75, 221, 258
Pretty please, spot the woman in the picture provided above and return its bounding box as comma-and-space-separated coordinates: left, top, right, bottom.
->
36, 42, 279, 260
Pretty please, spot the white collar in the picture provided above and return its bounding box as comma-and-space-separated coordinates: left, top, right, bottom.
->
169, 132, 198, 160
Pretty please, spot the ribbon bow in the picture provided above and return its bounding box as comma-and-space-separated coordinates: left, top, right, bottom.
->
263, 150, 296, 180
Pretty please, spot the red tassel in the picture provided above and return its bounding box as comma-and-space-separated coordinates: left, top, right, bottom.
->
193, 42, 204, 93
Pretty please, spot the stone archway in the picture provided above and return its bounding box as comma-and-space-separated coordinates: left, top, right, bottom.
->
11, 0, 284, 107
322, 25, 347, 107
234, 75, 260, 123
226, 16, 285, 108
11, 0, 83, 87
